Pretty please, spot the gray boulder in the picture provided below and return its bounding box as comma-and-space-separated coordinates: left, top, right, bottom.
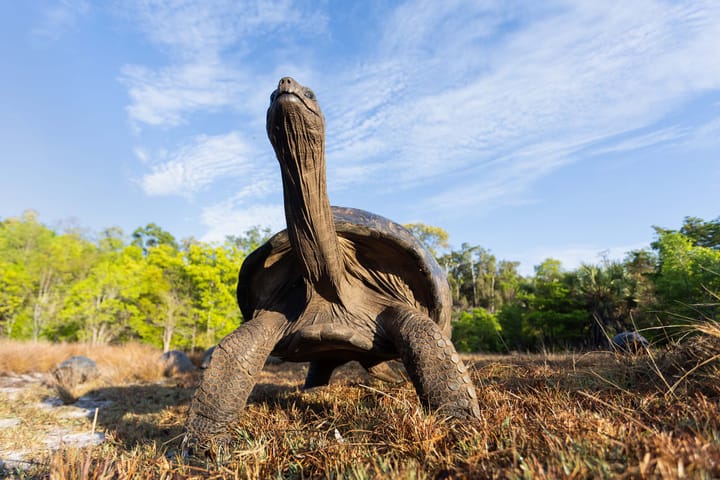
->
53, 356, 99, 388
612, 331, 650, 354
200, 346, 216, 369
160, 350, 196, 376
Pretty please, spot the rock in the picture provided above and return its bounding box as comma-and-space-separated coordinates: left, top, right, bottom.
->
612, 331, 650, 354
0, 418, 21, 428
200, 346, 216, 369
160, 350, 196, 376
53, 356, 99, 388
43, 430, 106, 450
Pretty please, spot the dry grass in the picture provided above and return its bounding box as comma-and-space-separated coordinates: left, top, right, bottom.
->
0, 340, 165, 384
1, 325, 719, 479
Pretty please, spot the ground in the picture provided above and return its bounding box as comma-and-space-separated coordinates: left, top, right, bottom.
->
0, 336, 718, 479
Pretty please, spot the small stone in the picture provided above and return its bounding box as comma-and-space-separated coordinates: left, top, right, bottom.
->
0, 418, 21, 428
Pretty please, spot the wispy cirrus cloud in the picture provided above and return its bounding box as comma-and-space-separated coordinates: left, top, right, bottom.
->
120, 0, 327, 128
139, 131, 262, 197
122, 60, 245, 127
322, 0, 720, 206
590, 126, 690, 156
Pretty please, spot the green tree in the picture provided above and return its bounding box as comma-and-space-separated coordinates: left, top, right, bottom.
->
0, 211, 97, 340
404, 223, 450, 258
132, 223, 179, 255
184, 241, 243, 349
0, 259, 30, 338
226, 226, 273, 256
132, 244, 193, 351
651, 230, 720, 323
571, 258, 634, 347
523, 259, 589, 349
59, 245, 145, 344
678, 216, 720, 249
451, 308, 503, 352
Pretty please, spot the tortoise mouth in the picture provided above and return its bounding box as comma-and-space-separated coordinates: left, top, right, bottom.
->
271, 91, 317, 114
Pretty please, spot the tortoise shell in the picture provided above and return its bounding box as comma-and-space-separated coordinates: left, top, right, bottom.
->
237, 206, 451, 339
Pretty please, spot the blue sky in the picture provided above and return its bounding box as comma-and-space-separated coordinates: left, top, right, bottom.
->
1, 1, 719, 275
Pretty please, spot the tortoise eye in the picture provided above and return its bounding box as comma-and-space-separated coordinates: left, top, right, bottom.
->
304, 89, 315, 100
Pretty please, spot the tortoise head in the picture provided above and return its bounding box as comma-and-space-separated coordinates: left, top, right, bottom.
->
266, 77, 325, 172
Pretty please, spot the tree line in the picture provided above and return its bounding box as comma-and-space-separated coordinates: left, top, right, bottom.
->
1, 210, 718, 352
402, 217, 720, 352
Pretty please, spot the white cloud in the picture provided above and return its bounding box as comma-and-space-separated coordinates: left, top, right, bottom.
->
126, 0, 327, 58
122, 60, 245, 127
119, 0, 327, 127
200, 202, 285, 243
591, 126, 690, 156
139, 132, 259, 197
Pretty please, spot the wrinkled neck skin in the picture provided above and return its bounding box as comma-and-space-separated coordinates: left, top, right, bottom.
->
268, 91, 346, 304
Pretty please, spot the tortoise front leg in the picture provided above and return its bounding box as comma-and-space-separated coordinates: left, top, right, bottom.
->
183, 311, 286, 457
379, 306, 481, 419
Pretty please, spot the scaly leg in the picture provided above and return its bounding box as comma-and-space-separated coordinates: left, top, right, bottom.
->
304, 359, 347, 388
379, 306, 481, 419
183, 311, 286, 457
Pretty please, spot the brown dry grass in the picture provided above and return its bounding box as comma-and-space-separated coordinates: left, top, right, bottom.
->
1, 324, 719, 479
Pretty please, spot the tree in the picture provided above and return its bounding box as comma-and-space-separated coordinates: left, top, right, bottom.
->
679, 216, 720, 250
523, 259, 589, 349
451, 308, 503, 352
131, 244, 193, 352
404, 223, 450, 258
571, 258, 633, 347
226, 226, 273, 256
59, 245, 144, 344
651, 230, 720, 323
0, 212, 97, 340
184, 241, 243, 349
132, 223, 179, 255
0, 260, 30, 338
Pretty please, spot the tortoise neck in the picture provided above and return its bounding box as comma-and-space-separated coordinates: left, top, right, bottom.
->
278, 138, 345, 302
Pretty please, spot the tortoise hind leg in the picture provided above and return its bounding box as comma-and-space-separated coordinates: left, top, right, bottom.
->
183, 311, 286, 458
304, 360, 347, 388
379, 306, 480, 419
305, 360, 404, 388
361, 360, 405, 384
